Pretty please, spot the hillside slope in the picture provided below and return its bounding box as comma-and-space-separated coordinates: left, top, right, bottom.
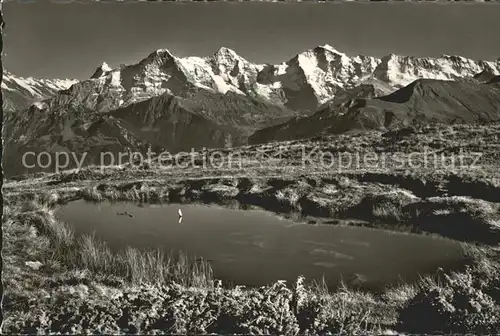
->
249, 79, 500, 144
3, 93, 244, 177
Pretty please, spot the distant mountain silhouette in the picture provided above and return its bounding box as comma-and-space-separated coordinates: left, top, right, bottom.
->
249, 79, 500, 144
4, 46, 500, 176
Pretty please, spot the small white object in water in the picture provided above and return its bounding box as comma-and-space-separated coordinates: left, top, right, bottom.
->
178, 209, 183, 217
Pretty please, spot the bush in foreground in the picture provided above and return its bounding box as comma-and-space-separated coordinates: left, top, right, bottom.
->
397, 267, 500, 334
3, 276, 385, 335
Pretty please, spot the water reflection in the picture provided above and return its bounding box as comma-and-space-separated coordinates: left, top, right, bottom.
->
57, 200, 466, 289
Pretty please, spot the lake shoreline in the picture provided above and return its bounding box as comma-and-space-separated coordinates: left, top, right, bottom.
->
70, 172, 500, 246
56, 198, 469, 292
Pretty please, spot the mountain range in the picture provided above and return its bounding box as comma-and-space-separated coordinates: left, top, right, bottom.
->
249, 76, 500, 144
3, 45, 500, 176
2, 71, 77, 113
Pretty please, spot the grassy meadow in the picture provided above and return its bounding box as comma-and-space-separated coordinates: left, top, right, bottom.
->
2, 123, 500, 334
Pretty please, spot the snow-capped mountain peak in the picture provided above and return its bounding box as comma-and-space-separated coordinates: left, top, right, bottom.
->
373, 53, 500, 87
213, 47, 241, 59
318, 44, 347, 57
90, 62, 112, 79
210, 47, 250, 70
148, 48, 175, 58
15, 45, 500, 116
138, 49, 178, 70
2, 70, 78, 112
101, 61, 112, 71
2, 71, 77, 92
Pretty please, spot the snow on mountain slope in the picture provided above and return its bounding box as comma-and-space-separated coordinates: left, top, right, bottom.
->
249, 81, 394, 144
2, 71, 78, 112
249, 78, 500, 144
79, 48, 264, 113
372, 54, 500, 88
5, 45, 500, 176
57, 46, 368, 111
33, 45, 500, 116
252, 45, 382, 110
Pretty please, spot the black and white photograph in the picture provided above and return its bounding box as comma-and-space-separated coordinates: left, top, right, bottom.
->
1, 0, 500, 334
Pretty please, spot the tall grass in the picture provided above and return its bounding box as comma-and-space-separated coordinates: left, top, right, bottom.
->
303, 277, 382, 334
75, 236, 214, 288
384, 283, 418, 306
15, 198, 213, 288
80, 185, 169, 204
19, 209, 75, 258
77, 234, 115, 274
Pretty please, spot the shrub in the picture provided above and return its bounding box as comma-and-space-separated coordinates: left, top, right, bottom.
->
397, 267, 500, 334
238, 280, 300, 335
352, 190, 417, 224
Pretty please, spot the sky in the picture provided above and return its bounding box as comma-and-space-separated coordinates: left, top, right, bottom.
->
3, 1, 500, 80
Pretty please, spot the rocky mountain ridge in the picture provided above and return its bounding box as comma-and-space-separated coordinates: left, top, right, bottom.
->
249, 78, 500, 144
25, 45, 500, 115
2, 71, 77, 112
4, 46, 500, 176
